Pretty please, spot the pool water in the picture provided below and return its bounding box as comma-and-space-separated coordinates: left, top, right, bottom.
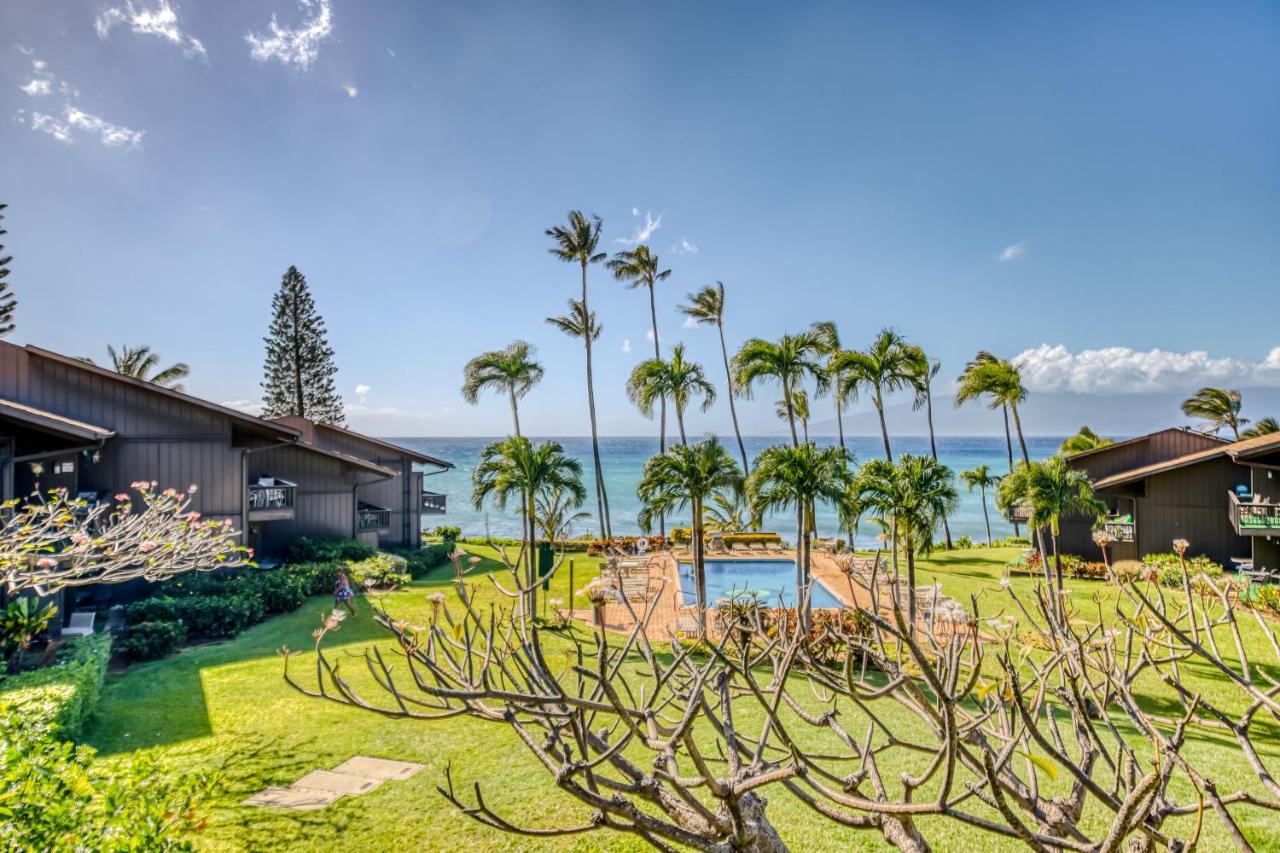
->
676, 559, 844, 609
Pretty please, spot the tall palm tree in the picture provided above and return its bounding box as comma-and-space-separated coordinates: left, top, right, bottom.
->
1242, 417, 1280, 439
461, 340, 544, 437
1059, 426, 1115, 455
626, 344, 716, 445
955, 353, 1032, 465
832, 328, 917, 460
473, 436, 585, 615
907, 349, 953, 549
776, 390, 811, 443
89, 345, 190, 391
955, 351, 1018, 534
855, 455, 958, 623
746, 443, 853, 630
680, 283, 748, 472
959, 464, 1001, 546
703, 491, 758, 534
608, 245, 672, 452
546, 298, 609, 535
535, 486, 590, 543
1181, 387, 1248, 440
637, 439, 741, 634
732, 332, 827, 447
997, 456, 1103, 600
546, 211, 611, 537
810, 321, 847, 452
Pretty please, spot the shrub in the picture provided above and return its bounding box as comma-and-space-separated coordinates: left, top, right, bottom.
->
287, 537, 377, 563
398, 545, 452, 578
1141, 553, 1224, 588
1252, 585, 1280, 616
347, 553, 411, 589
122, 621, 187, 661
239, 569, 311, 614
176, 593, 265, 638
954, 536, 975, 550
1, 597, 58, 674
124, 595, 179, 625
0, 633, 112, 738
432, 525, 461, 542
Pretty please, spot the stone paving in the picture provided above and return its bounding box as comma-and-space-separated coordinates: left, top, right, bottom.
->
243, 756, 424, 811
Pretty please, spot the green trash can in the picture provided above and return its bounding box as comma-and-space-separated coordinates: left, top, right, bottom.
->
539, 541, 553, 591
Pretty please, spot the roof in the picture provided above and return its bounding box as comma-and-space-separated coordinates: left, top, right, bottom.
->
1064, 427, 1226, 462
1094, 431, 1280, 489
270, 415, 453, 469
290, 442, 398, 477
0, 397, 115, 442
24, 345, 300, 441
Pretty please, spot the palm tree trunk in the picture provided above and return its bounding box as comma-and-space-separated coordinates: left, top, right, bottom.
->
834, 380, 846, 453
796, 503, 810, 633
801, 415, 809, 444
980, 484, 992, 546
717, 322, 749, 474
693, 495, 706, 636
906, 541, 916, 626
875, 389, 891, 460
783, 378, 799, 447
581, 261, 611, 538
1011, 402, 1031, 465
925, 384, 953, 549
676, 401, 688, 445
648, 283, 665, 450
1002, 404, 1019, 537
509, 389, 521, 438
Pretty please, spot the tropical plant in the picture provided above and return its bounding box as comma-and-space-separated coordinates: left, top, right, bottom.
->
546, 297, 608, 535
0, 204, 17, 337
461, 340, 544, 437
626, 343, 716, 445
702, 491, 757, 535
855, 455, 958, 622
681, 283, 749, 472
260, 265, 344, 424
997, 456, 1104, 600
810, 321, 846, 451
832, 328, 917, 460
777, 390, 811, 443
535, 486, 590, 542
732, 332, 827, 447
959, 464, 1001, 546
746, 443, 853, 629
1181, 387, 1248, 439
955, 352, 1031, 464
907, 349, 953, 549
955, 352, 1014, 467
547, 211, 612, 537
637, 439, 741, 632
1242, 416, 1280, 439
472, 436, 585, 615
83, 344, 189, 391
1059, 425, 1115, 455
0, 597, 56, 673
609, 244, 672, 446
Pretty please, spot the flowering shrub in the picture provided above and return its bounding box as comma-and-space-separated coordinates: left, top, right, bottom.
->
347, 554, 411, 589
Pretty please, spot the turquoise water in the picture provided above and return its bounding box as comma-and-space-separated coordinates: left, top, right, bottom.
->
678, 559, 844, 609
397, 435, 1060, 547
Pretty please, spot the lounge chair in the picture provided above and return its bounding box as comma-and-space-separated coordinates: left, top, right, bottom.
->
765, 542, 783, 554
749, 542, 767, 553
62, 610, 95, 638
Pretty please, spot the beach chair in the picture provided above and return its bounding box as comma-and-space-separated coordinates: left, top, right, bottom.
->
765, 542, 783, 554
749, 542, 767, 554
62, 610, 95, 638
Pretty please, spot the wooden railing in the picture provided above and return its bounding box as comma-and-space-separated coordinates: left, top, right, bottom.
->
248, 480, 296, 513
358, 505, 391, 531
422, 490, 447, 515
1006, 502, 1032, 523
1228, 492, 1280, 535
1103, 517, 1135, 542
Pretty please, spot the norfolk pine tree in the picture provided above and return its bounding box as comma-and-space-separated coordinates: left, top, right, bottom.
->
261, 266, 344, 424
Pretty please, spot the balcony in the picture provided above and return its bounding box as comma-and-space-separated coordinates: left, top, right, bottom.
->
1102, 515, 1135, 542
358, 502, 391, 532
422, 490, 447, 515
1006, 501, 1032, 524
247, 477, 296, 522
1228, 492, 1280, 536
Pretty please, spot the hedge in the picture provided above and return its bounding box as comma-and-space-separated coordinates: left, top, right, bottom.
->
670, 529, 783, 546
0, 633, 112, 738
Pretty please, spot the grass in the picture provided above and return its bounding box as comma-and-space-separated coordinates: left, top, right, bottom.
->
83, 545, 1280, 852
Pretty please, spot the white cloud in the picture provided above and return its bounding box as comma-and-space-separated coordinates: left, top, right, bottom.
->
246, 0, 334, 71
222, 399, 264, 415
1013, 344, 1280, 395
998, 241, 1028, 262
645, 329, 655, 343
27, 111, 72, 143
621, 338, 631, 353
64, 106, 144, 147
385, 46, 396, 59
616, 210, 662, 245
13, 59, 140, 148
15, 45, 35, 56
19, 78, 50, 96
682, 316, 698, 329
343, 83, 358, 98
672, 237, 698, 255
354, 383, 371, 396
95, 0, 207, 60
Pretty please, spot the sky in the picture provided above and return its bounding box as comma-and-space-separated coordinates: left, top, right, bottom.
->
2, 1, 1278, 437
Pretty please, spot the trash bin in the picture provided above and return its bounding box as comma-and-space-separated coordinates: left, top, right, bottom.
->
539, 541, 553, 591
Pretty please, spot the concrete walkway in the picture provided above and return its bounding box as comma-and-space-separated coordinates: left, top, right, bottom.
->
243, 756, 423, 811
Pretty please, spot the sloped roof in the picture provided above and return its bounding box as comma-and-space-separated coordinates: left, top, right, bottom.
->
270, 415, 453, 469
0, 397, 115, 442
1094, 431, 1280, 489
292, 442, 398, 477
1064, 427, 1226, 461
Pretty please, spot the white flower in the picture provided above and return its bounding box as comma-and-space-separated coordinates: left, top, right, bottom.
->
330, 608, 348, 622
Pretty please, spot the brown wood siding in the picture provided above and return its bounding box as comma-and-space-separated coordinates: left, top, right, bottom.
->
1135, 458, 1249, 566
1069, 429, 1226, 482
250, 444, 357, 554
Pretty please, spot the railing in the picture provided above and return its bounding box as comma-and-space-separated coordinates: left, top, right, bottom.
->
1229, 491, 1280, 535
248, 479, 296, 515
422, 490, 447, 515
1103, 517, 1136, 542
358, 504, 391, 531
1006, 502, 1032, 523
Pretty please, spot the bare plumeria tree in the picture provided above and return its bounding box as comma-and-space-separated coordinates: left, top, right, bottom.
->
1, 482, 251, 596
287, 538, 1280, 851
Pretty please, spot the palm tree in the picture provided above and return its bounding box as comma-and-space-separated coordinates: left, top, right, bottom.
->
776, 390, 811, 443
832, 329, 917, 460
626, 344, 716, 446
810, 321, 847, 452
547, 211, 611, 538
1242, 417, 1280, 439
89, 345, 189, 390
535, 486, 590, 543
997, 456, 1103, 600
732, 332, 827, 447
473, 436, 585, 615
746, 443, 853, 630
461, 341, 544, 437
1181, 387, 1248, 440
855, 455, 958, 623
637, 439, 741, 633
546, 298, 609, 535
703, 491, 758, 534
955, 353, 1032, 465
1059, 426, 1115, 455
681, 283, 749, 472
907, 350, 953, 549
608, 245, 672, 452
959, 464, 1001, 546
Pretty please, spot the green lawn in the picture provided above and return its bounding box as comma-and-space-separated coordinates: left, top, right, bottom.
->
83, 546, 1280, 852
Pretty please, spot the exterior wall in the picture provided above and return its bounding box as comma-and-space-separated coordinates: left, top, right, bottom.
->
1069, 429, 1225, 482
1133, 459, 1249, 566
248, 444, 360, 555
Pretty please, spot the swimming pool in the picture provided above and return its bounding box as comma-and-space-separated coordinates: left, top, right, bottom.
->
676, 559, 845, 609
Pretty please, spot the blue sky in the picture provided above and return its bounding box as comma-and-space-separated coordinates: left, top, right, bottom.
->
3, 1, 1278, 437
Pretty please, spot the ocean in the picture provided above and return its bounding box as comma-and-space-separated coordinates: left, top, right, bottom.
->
394, 435, 1062, 548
